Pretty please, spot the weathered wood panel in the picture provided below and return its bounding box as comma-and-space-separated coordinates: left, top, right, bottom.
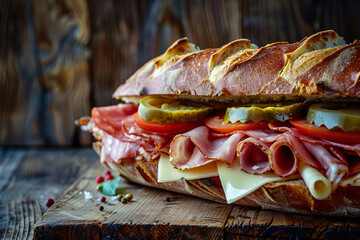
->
0, 0, 91, 146
1, 0, 360, 146
0, 148, 98, 240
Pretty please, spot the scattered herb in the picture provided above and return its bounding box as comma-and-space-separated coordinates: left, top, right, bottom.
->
97, 176, 125, 196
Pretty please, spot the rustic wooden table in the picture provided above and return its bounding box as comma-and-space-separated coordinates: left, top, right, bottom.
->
1, 147, 360, 240
0, 147, 98, 240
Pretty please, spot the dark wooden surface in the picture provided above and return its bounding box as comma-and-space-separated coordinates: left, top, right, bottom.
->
0, 147, 97, 240
1, 0, 360, 146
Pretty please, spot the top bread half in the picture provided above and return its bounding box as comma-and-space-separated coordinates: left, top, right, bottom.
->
113, 30, 360, 105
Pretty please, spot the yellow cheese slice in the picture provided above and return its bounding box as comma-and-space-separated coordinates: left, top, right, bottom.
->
157, 154, 218, 183
298, 163, 331, 200
217, 161, 293, 204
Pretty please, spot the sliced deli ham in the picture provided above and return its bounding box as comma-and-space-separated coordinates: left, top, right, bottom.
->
170, 126, 245, 169
121, 114, 171, 155
92, 104, 171, 162
92, 104, 138, 138
101, 132, 140, 163
303, 142, 349, 189
237, 137, 272, 174
269, 135, 299, 177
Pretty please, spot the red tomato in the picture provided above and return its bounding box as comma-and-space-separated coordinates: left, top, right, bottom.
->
289, 119, 360, 144
204, 115, 268, 133
132, 112, 202, 134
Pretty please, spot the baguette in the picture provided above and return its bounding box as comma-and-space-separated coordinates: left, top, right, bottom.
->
80, 30, 360, 216
93, 142, 360, 216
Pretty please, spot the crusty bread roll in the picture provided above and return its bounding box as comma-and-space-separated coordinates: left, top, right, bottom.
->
93, 142, 360, 216
114, 30, 360, 104
83, 30, 360, 217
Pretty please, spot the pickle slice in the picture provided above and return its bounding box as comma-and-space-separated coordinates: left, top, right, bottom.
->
224, 102, 306, 123
138, 96, 215, 123
307, 103, 360, 131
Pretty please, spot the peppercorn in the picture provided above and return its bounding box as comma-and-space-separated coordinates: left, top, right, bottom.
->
166, 196, 171, 202
96, 175, 104, 184
121, 193, 133, 204
45, 198, 55, 208
117, 194, 124, 201
124, 193, 133, 201
105, 174, 114, 181
99, 206, 104, 211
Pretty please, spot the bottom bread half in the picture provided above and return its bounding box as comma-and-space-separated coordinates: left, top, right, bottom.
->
93, 143, 360, 217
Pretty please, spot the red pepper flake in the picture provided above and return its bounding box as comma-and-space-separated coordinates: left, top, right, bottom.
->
105, 174, 114, 181
105, 170, 112, 176
100, 196, 106, 202
45, 198, 55, 208
96, 175, 104, 184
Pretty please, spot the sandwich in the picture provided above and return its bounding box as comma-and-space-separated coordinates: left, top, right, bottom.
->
78, 30, 360, 216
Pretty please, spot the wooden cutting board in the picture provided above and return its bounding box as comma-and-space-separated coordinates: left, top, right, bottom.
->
33, 161, 360, 240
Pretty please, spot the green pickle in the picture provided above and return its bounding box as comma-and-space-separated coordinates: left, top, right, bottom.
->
224, 102, 306, 123
138, 96, 215, 123
307, 103, 360, 131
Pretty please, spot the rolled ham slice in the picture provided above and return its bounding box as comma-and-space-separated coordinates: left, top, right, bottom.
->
237, 137, 272, 174
269, 136, 299, 177
170, 126, 245, 169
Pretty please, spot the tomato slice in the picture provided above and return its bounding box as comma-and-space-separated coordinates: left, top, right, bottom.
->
204, 115, 268, 133
289, 119, 360, 144
133, 112, 202, 134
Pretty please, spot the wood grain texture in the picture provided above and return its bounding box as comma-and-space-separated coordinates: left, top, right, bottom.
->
0, 0, 91, 146
34, 160, 231, 240
33, 159, 360, 240
0, 148, 97, 240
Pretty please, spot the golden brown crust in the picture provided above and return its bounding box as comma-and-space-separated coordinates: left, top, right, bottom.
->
97, 146, 360, 217
113, 30, 360, 102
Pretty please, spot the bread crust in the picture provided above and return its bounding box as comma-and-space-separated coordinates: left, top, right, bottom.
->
113, 30, 360, 102
94, 143, 360, 217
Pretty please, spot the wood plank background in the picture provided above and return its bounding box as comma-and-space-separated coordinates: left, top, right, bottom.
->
1, 0, 360, 146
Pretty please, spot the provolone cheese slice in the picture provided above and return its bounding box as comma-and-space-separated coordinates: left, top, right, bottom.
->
298, 163, 331, 200
217, 161, 291, 204
158, 154, 218, 183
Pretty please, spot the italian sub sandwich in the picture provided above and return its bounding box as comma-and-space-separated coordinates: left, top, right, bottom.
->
78, 30, 360, 216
